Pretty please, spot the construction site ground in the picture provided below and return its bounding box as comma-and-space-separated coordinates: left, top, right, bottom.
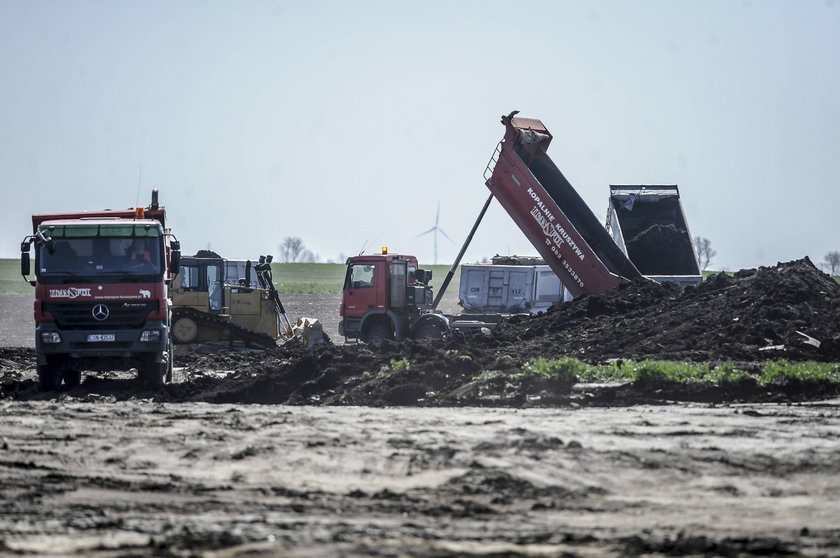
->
2, 258, 840, 556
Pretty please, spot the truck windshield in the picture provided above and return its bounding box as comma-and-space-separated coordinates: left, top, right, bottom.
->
38, 235, 163, 279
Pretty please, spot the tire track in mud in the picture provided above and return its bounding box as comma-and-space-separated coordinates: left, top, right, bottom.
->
1, 403, 839, 556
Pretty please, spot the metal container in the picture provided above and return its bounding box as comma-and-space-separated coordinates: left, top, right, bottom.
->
459, 257, 570, 314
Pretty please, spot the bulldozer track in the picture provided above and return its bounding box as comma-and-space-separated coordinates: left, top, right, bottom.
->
172, 308, 277, 349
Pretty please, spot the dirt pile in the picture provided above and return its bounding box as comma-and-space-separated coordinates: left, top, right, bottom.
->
152, 258, 840, 406
2, 258, 839, 407
493, 257, 840, 363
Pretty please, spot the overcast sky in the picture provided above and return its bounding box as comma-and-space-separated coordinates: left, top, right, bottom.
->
1, 0, 838, 272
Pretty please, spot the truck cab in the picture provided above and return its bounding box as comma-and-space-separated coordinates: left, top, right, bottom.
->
339, 250, 447, 342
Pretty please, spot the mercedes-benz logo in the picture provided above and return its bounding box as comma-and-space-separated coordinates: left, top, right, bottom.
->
92, 304, 110, 321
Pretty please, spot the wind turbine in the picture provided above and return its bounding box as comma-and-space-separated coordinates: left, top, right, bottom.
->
417, 202, 453, 264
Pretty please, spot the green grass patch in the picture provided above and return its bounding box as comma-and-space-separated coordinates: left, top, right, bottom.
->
0, 259, 24, 281
481, 358, 840, 387
377, 358, 411, 378
578, 360, 755, 385
478, 357, 584, 385
269, 263, 347, 294
761, 361, 840, 383
518, 357, 586, 383
0, 259, 33, 295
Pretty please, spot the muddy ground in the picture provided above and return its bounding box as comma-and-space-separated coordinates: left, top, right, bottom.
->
2, 258, 840, 556
2, 401, 839, 557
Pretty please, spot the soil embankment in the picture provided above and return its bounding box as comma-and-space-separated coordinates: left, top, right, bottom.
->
2, 258, 839, 407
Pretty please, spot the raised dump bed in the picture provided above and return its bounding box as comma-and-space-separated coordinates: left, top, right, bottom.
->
485, 112, 643, 297
606, 185, 702, 289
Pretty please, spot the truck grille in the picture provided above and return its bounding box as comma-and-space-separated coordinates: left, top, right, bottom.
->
69, 342, 132, 350
44, 301, 158, 329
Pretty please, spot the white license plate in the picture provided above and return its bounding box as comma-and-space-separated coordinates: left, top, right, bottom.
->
87, 334, 116, 342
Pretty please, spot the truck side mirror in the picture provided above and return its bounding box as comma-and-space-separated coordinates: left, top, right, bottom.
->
415, 269, 432, 284
170, 249, 181, 276
169, 239, 181, 276
21, 252, 30, 277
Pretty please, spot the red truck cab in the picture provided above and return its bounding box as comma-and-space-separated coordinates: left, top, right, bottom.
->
21, 190, 180, 390
339, 250, 447, 342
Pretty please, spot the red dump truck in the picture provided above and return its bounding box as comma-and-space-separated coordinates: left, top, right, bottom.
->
339, 111, 650, 343
20, 190, 181, 390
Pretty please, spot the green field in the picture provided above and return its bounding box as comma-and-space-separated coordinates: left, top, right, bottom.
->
270, 263, 460, 295
0, 259, 461, 296
0, 259, 32, 295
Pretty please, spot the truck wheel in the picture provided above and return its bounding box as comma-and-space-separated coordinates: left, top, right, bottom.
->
38, 364, 62, 391
414, 320, 444, 340
140, 353, 167, 388
172, 316, 198, 343
364, 323, 393, 344
62, 368, 82, 388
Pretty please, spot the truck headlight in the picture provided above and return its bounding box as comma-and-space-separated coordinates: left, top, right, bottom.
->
41, 332, 62, 344
140, 330, 161, 342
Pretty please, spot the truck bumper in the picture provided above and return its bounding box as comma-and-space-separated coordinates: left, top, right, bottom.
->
35, 320, 169, 367
338, 317, 361, 338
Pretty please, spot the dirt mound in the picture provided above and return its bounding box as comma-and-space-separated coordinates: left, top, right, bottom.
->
2, 258, 839, 407
492, 257, 840, 363
158, 258, 838, 406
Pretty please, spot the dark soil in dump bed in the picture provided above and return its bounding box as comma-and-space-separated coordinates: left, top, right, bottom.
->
2, 258, 839, 407
624, 222, 695, 275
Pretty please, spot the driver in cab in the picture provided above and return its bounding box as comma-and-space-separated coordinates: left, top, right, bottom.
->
129, 238, 152, 263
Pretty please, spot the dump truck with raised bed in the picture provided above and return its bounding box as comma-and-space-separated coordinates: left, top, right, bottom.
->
340, 111, 659, 343
478, 111, 645, 297
172, 252, 324, 350
20, 190, 181, 390
605, 185, 702, 289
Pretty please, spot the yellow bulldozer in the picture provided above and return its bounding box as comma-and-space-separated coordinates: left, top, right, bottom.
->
171, 250, 324, 351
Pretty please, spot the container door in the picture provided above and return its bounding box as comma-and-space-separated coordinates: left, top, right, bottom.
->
460, 268, 489, 312
487, 271, 506, 310
507, 270, 529, 312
